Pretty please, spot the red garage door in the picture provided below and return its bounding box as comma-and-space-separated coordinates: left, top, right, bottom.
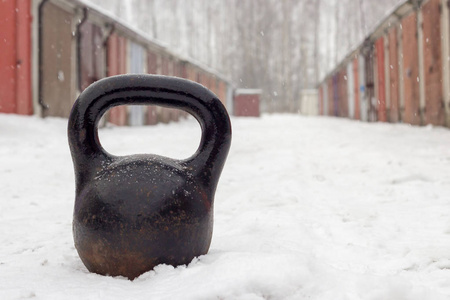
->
0, 0, 32, 115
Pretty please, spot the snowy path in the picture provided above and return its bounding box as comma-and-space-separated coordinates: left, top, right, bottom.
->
1, 113, 450, 299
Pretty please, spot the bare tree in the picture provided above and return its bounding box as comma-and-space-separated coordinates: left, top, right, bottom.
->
86, 0, 402, 113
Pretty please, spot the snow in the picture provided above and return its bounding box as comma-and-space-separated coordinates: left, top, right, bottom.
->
1, 113, 450, 299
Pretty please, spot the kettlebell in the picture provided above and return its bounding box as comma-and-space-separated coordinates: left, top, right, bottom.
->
68, 74, 231, 280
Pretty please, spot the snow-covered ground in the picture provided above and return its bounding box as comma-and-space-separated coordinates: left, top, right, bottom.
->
1, 113, 450, 299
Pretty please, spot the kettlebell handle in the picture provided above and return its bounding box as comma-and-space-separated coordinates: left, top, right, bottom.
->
68, 74, 232, 189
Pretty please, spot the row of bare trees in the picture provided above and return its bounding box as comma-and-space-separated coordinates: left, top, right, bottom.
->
88, 0, 401, 113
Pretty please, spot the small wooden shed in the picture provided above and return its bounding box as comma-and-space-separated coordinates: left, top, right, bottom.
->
233, 89, 261, 117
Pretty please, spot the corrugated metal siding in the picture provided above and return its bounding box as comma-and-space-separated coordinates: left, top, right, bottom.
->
422, 0, 445, 126
41, 2, 75, 118
401, 11, 421, 125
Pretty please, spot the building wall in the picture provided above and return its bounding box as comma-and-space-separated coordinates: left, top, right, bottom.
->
40, 1, 75, 118
358, 54, 367, 122
318, 0, 449, 128
364, 48, 376, 122
107, 33, 128, 126
128, 41, 147, 126
388, 25, 401, 123
332, 74, 339, 116
234, 92, 260, 117
300, 90, 319, 116
0, 0, 232, 128
422, 0, 445, 126
323, 81, 329, 116
347, 61, 355, 119
79, 21, 105, 92
146, 49, 160, 125
353, 58, 360, 120
401, 11, 421, 125
0, 0, 32, 115
376, 37, 387, 122
339, 69, 348, 118
441, 0, 450, 126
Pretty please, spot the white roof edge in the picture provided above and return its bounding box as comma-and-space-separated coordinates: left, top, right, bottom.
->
235, 89, 263, 95
66, 0, 232, 84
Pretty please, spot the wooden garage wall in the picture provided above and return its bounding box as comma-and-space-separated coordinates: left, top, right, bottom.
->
353, 57, 360, 120
107, 33, 128, 126
422, 0, 445, 126
79, 21, 105, 92
401, 11, 421, 125
0, 0, 32, 115
146, 48, 160, 125
388, 25, 401, 123
376, 37, 387, 122
322, 81, 329, 116
40, 1, 75, 118
364, 48, 376, 122
347, 61, 355, 119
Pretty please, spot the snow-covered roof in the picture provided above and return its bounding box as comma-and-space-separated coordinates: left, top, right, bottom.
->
69, 0, 167, 51
64, 0, 231, 84
235, 89, 263, 95
318, 0, 415, 85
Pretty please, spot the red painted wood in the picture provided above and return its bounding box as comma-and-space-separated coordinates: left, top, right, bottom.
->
422, 0, 445, 126
402, 12, 421, 125
16, 0, 32, 115
327, 78, 333, 116
0, 0, 17, 113
234, 94, 260, 117
376, 37, 387, 122
339, 69, 348, 118
107, 34, 127, 126
388, 26, 400, 123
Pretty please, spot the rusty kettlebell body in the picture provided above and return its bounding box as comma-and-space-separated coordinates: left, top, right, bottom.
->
68, 75, 231, 280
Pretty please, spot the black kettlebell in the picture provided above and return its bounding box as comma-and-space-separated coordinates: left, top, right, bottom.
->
68, 74, 231, 280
